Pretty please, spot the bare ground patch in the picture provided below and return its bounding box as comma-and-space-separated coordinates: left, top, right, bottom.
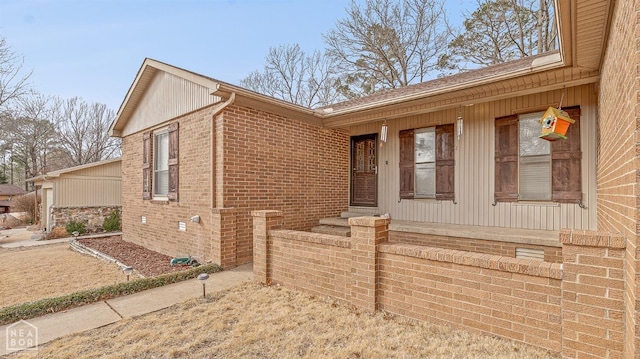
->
13, 282, 559, 359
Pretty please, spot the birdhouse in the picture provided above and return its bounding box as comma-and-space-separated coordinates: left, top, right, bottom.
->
538, 107, 575, 141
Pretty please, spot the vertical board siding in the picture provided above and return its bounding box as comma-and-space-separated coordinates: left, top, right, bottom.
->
55, 177, 121, 207
349, 85, 596, 231
124, 72, 219, 136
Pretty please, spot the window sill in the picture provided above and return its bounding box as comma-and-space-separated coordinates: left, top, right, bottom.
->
150, 196, 169, 204
514, 201, 559, 207
405, 197, 439, 203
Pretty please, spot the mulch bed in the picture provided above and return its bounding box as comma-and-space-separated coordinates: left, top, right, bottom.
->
78, 236, 195, 277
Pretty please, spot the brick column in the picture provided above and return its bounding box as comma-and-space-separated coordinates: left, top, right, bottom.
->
349, 216, 390, 313
251, 210, 283, 284
560, 229, 625, 359
211, 208, 236, 269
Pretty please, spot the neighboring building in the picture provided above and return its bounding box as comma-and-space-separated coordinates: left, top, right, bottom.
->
0, 184, 27, 214
27, 159, 121, 232
110, 0, 640, 356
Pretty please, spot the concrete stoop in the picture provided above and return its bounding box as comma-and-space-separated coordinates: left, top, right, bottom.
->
310, 224, 351, 237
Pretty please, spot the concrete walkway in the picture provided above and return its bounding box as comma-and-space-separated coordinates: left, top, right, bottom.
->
0, 227, 54, 249
0, 263, 253, 356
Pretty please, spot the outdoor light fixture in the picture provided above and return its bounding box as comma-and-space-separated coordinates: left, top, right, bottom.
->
197, 273, 209, 298
123, 266, 133, 281
190, 215, 201, 223
380, 120, 388, 143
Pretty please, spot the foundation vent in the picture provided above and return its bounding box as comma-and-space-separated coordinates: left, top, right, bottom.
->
515, 247, 544, 260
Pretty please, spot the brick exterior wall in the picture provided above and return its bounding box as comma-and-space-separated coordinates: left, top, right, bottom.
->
219, 105, 349, 264
253, 212, 627, 357
121, 103, 349, 268
121, 106, 214, 263
389, 231, 562, 263
597, 1, 639, 356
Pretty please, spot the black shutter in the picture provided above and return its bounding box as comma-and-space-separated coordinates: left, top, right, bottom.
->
435, 124, 455, 200
399, 129, 415, 199
551, 106, 581, 202
168, 122, 179, 202
495, 115, 519, 202
142, 131, 152, 200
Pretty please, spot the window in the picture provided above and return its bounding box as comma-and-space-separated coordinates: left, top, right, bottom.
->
142, 122, 179, 201
494, 106, 581, 203
518, 112, 550, 200
415, 128, 436, 198
399, 124, 454, 200
154, 129, 169, 196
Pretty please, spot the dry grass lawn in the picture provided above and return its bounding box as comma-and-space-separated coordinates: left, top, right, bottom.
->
0, 243, 125, 308
14, 282, 559, 359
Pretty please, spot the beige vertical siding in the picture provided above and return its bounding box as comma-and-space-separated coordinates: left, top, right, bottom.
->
54, 161, 122, 207
349, 84, 597, 231
123, 71, 219, 136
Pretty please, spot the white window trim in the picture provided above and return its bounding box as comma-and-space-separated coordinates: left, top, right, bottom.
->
414, 127, 436, 199
153, 128, 169, 200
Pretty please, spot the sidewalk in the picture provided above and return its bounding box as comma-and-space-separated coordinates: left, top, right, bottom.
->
0, 263, 253, 356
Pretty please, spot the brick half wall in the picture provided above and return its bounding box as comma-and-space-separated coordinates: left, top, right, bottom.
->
253, 211, 626, 357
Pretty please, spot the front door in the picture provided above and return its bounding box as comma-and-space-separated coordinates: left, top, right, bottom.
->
351, 134, 377, 206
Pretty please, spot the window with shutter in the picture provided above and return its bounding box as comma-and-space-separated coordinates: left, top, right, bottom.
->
167, 122, 179, 202
551, 107, 581, 202
399, 124, 455, 200
145, 122, 179, 201
494, 107, 581, 203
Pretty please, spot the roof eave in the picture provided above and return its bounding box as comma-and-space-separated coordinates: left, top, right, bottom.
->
319, 52, 564, 120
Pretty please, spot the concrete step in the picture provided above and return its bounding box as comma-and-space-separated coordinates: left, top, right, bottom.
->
341, 211, 380, 218
318, 217, 349, 227
310, 224, 351, 237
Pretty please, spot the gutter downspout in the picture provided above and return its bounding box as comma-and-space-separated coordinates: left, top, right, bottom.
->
210, 92, 236, 210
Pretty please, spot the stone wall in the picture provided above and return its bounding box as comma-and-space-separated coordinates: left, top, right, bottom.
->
51, 206, 121, 232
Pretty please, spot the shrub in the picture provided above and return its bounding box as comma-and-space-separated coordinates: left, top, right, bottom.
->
65, 220, 87, 235
0, 263, 222, 325
10, 192, 38, 224
102, 209, 121, 232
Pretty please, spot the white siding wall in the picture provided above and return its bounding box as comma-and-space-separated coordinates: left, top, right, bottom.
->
349, 85, 597, 231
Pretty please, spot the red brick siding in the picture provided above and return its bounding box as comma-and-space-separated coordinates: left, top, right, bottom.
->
389, 231, 562, 263
121, 107, 215, 262
377, 246, 562, 353
268, 229, 352, 302
598, 0, 639, 356
121, 104, 349, 267
221, 105, 349, 264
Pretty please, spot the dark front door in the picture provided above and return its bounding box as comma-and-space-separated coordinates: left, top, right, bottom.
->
351, 134, 377, 206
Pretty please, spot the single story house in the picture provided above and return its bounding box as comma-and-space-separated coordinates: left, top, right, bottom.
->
27, 158, 121, 232
0, 184, 27, 214
110, 0, 640, 356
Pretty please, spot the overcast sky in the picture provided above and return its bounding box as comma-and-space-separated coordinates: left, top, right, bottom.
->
0, 0, 469, 112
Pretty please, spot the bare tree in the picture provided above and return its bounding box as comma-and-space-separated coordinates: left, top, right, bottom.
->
323, 0, 454, 98
54, 97, 121, 166
1, 94, 58, 188
240, 44, 343, 108
448, 0, 557, 67
0, 36, 32, 110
